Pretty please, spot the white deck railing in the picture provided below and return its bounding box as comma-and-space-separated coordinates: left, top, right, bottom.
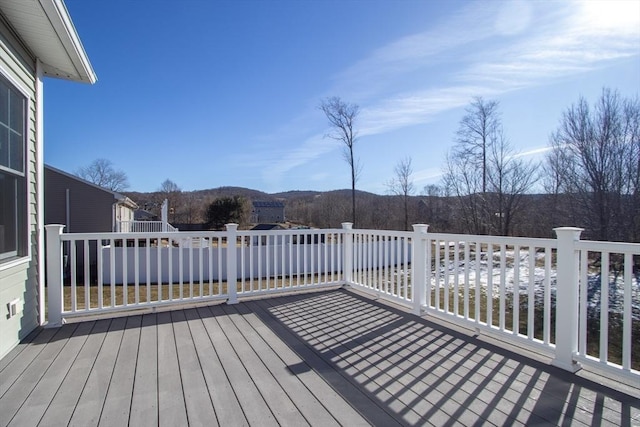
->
116, 220, 179, 233
45, 223, 639, 381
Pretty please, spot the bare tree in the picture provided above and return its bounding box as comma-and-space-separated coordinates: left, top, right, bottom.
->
386, 156, 415, 230
548, 88, 639, 241
455, 97, 500, 194
76, 158, 129, 192
485, 132, 539, 235
444, 151, 486, 234
320, 96, 360, 225
159, 179, 180, 193
419, 184, 450, 231
157, 179, 182, 223
445, 98, 538, 235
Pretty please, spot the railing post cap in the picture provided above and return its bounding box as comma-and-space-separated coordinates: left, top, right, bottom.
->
553, 227, 584, 239
225, 223, 239, 231
45, 224, 66, 232
412, 224, 429, 233
341, 222, 353, 230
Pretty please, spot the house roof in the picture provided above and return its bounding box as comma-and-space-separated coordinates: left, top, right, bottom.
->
252, 201, 285, 208
251, 224, 284, 231
0, 0, 96, 83
134, 209, 157, 221
45, 164, 138, 209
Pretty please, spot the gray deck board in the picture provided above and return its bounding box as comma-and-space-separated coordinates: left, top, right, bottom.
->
1, 324, 78, 427
8, 322, 93, 427
170, 309, 217, 427
183, 307, 247, 426
37, 320, 111, 427
235, 302, 371, 427
254, 296, 405, 426
0, 289, 638, 427
156, 311, 188, 427
197, 305, 278, 427
68, 317, 126, 427
128, 313, 158, 427
0, 327, 56, 374
99, 315, 141, 427
226, 302, 343, 427
215, 304, 310, 427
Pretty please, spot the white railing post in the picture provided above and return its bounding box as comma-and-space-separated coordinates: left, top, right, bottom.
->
226, 223, 238, 304
412, 224, 429, 315
342, 223, 353, 286
45, 224, 65, 327
552, 227, 584, 372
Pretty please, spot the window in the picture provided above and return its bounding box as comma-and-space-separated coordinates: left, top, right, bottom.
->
0, 73, 27, 262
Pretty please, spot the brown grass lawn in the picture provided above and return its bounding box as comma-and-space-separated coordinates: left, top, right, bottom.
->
55, 277, 638, 371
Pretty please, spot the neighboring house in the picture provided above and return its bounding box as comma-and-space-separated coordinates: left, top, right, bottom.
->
251, 223, 285, 232
134, 209, 158, 221
251, 200, 285, 223
0, 1, 95, 359
45, 165, 138, 233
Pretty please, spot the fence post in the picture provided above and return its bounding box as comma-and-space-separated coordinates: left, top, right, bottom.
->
45, 224, 65, 327
412, 224, 429, 315
342, 223, 353, 286
226, 223, 239, 304
552, 227, 584, 372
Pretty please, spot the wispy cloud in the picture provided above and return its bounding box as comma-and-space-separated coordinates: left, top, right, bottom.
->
261, 0, 639, 188
413, 167, 444, 185
349, 0, 639, 137
259, 134, 339, 190
512, 146, 553, 159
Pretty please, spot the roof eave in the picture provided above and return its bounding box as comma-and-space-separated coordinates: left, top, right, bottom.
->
40, 0, 96, 84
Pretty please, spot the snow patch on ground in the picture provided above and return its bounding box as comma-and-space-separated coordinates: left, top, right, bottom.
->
430, 250, 640, 320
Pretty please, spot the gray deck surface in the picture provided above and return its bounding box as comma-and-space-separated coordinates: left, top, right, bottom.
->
1, 288, 638, 427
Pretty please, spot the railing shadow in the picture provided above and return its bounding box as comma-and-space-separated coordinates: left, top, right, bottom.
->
11, 287, 638, 426
246, 289, 640, 426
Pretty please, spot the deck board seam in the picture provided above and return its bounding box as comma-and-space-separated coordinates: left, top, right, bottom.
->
229, 303, 343, 425
213, 305, 292, 426
1, 323, 79, 427
0, 327, 63, 398
13, 322, 95, 427
0, 327, 49, 373
234, 301, 371, 427
35, 321, 101, 427
251, 296, 403, 426
65, 319, 113, 427
260, 294, 430, 425
223, 303, 338, 426
68, 317, 126, 427
188, 307, 248, 426
95, 317, 129, 427
171, 312, 191, 427
182, 309, 223, 426
196, 305, 275, 426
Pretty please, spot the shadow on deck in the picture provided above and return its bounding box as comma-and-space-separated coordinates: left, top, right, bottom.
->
1, 288, 638, 426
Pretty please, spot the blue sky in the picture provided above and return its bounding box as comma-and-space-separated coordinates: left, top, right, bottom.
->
44, 0, 640, 194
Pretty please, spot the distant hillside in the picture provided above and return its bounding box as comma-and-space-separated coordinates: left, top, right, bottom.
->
271, 190, 322, 200
123, 185, 586, 239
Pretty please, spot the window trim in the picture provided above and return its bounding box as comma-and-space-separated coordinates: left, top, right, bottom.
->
0, 64, 32, 269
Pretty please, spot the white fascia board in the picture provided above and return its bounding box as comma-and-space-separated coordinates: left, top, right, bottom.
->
39, 0, 96, 84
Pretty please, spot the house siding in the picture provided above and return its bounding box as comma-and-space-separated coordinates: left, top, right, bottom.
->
251, 201, 286, 224
44, 167, 118, 233
0, 14, 40, 359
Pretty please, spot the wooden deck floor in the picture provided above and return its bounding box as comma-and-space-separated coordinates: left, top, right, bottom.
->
1, 288, 638, 427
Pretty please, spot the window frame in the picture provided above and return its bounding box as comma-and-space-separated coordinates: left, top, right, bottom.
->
0, 65, 31, 268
